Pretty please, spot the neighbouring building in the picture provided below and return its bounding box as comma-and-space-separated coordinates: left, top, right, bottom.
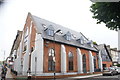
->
118, 30, 120, 64
97, 44, 112, 70
106, 45, 118, 65
107, 45, 118, 65
9, 30, 23, 74
9, 13, 102, 78
110, 48, 118, 65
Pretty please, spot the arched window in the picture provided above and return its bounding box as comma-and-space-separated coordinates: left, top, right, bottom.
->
48, 48, 55, 71
24, 27, 28, 39
68, 52, 73, 71
94, 56, 96, 69
83, 54, 86, 73
49, 48, 55, 57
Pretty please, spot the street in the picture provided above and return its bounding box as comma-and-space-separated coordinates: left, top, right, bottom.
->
0, 66, 14, 80
0, 65, 120, 80
65, 74, 120, 80
0, 65, 2, 80
29, 74, 120, 80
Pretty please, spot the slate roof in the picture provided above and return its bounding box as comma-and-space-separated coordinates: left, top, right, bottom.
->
10, 30, 22, 56
98, 44, 112, 62
30, 13, 98, 52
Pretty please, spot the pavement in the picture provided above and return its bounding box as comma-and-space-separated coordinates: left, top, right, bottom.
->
6, 67, 14, 78
2, 67, 103, 80
68, 73, 102, 79
2, 69, 119, 80
0, 67, 15, 80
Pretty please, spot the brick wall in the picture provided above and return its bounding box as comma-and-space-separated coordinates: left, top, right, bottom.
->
43, 40, 99, 73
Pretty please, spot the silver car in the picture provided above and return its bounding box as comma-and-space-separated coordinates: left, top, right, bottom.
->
103, 67, 118, 76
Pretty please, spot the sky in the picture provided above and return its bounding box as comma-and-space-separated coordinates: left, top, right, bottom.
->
0, 0, 118, 61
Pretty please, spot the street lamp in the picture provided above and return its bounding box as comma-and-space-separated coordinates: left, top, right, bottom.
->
53, 29, 62, 80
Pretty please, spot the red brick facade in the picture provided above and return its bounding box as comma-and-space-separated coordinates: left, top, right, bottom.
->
43, 40, 99, 73
102, 61, 112, 68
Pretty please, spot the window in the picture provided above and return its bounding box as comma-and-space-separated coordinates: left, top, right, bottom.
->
11, 57, 14, 61
83, 54, 87, 73
106, 56, 108, 59
14, 54, 17, 59
94, 56, 96, 69
23, 45, 27, 52
81, 40, 84, 44
87, 40, 93, 47
66, 35, 71, 41
68, 52, 73, 71
78, 39, 84, 44
103, 64, 106, 70
66, 31, 71, 41
47, 25, 54, 36
24, 27, 28, 39
49, 48, 55, 56
48, 48, 55, 71
31, 47, 34, 53
42, 24, 47, 28
78, 37, 84, 44
24, 27, 28, 45
48, 29, 54, 36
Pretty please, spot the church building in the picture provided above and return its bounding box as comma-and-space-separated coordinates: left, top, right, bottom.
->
10, 13, 102, 78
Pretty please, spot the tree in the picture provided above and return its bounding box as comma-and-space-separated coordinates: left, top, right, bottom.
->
93, 41, 97, 45
0, 0, 3, 5
90, 2, 120, 31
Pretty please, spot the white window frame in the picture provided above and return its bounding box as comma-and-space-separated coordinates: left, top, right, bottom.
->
48, 29, 54, 36
66, 35, 71, 41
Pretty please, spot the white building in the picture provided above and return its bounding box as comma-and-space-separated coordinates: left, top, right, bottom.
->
118, 30, 120, 64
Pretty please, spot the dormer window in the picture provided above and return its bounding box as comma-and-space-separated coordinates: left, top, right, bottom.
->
66, 35, 71, 41
77, 37, 84, 44
48, 29, 54, 36
42, 24, 47, 28
65, 31, 71, 41
87, 40, 93, 47
47, 25, 54, 36
79, 39, 84, 44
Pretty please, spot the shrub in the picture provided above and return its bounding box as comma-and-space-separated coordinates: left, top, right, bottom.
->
117, 64, 120, 67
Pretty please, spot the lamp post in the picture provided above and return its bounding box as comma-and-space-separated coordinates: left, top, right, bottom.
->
53, 29, 62, 80
34, 57, 37, 79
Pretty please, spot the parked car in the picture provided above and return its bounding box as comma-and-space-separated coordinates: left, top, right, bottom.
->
112, 66, 120, 73
103, 67, 118, 76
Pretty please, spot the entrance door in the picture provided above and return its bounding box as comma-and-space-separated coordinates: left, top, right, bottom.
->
103, 64, 106, 70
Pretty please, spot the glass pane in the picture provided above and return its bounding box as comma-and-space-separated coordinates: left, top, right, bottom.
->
50, 30, 54, 36
51, 49, 54, 54
49, 48, 55, 56
83, 54, 86, 73
68, 52, 73, 71
52, 61, 55, 71
69, 61, 73, 70
48, 61, 51, 71
48, 29, 51, 36
48, 48, 55, 71
68, 52, 73, 58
